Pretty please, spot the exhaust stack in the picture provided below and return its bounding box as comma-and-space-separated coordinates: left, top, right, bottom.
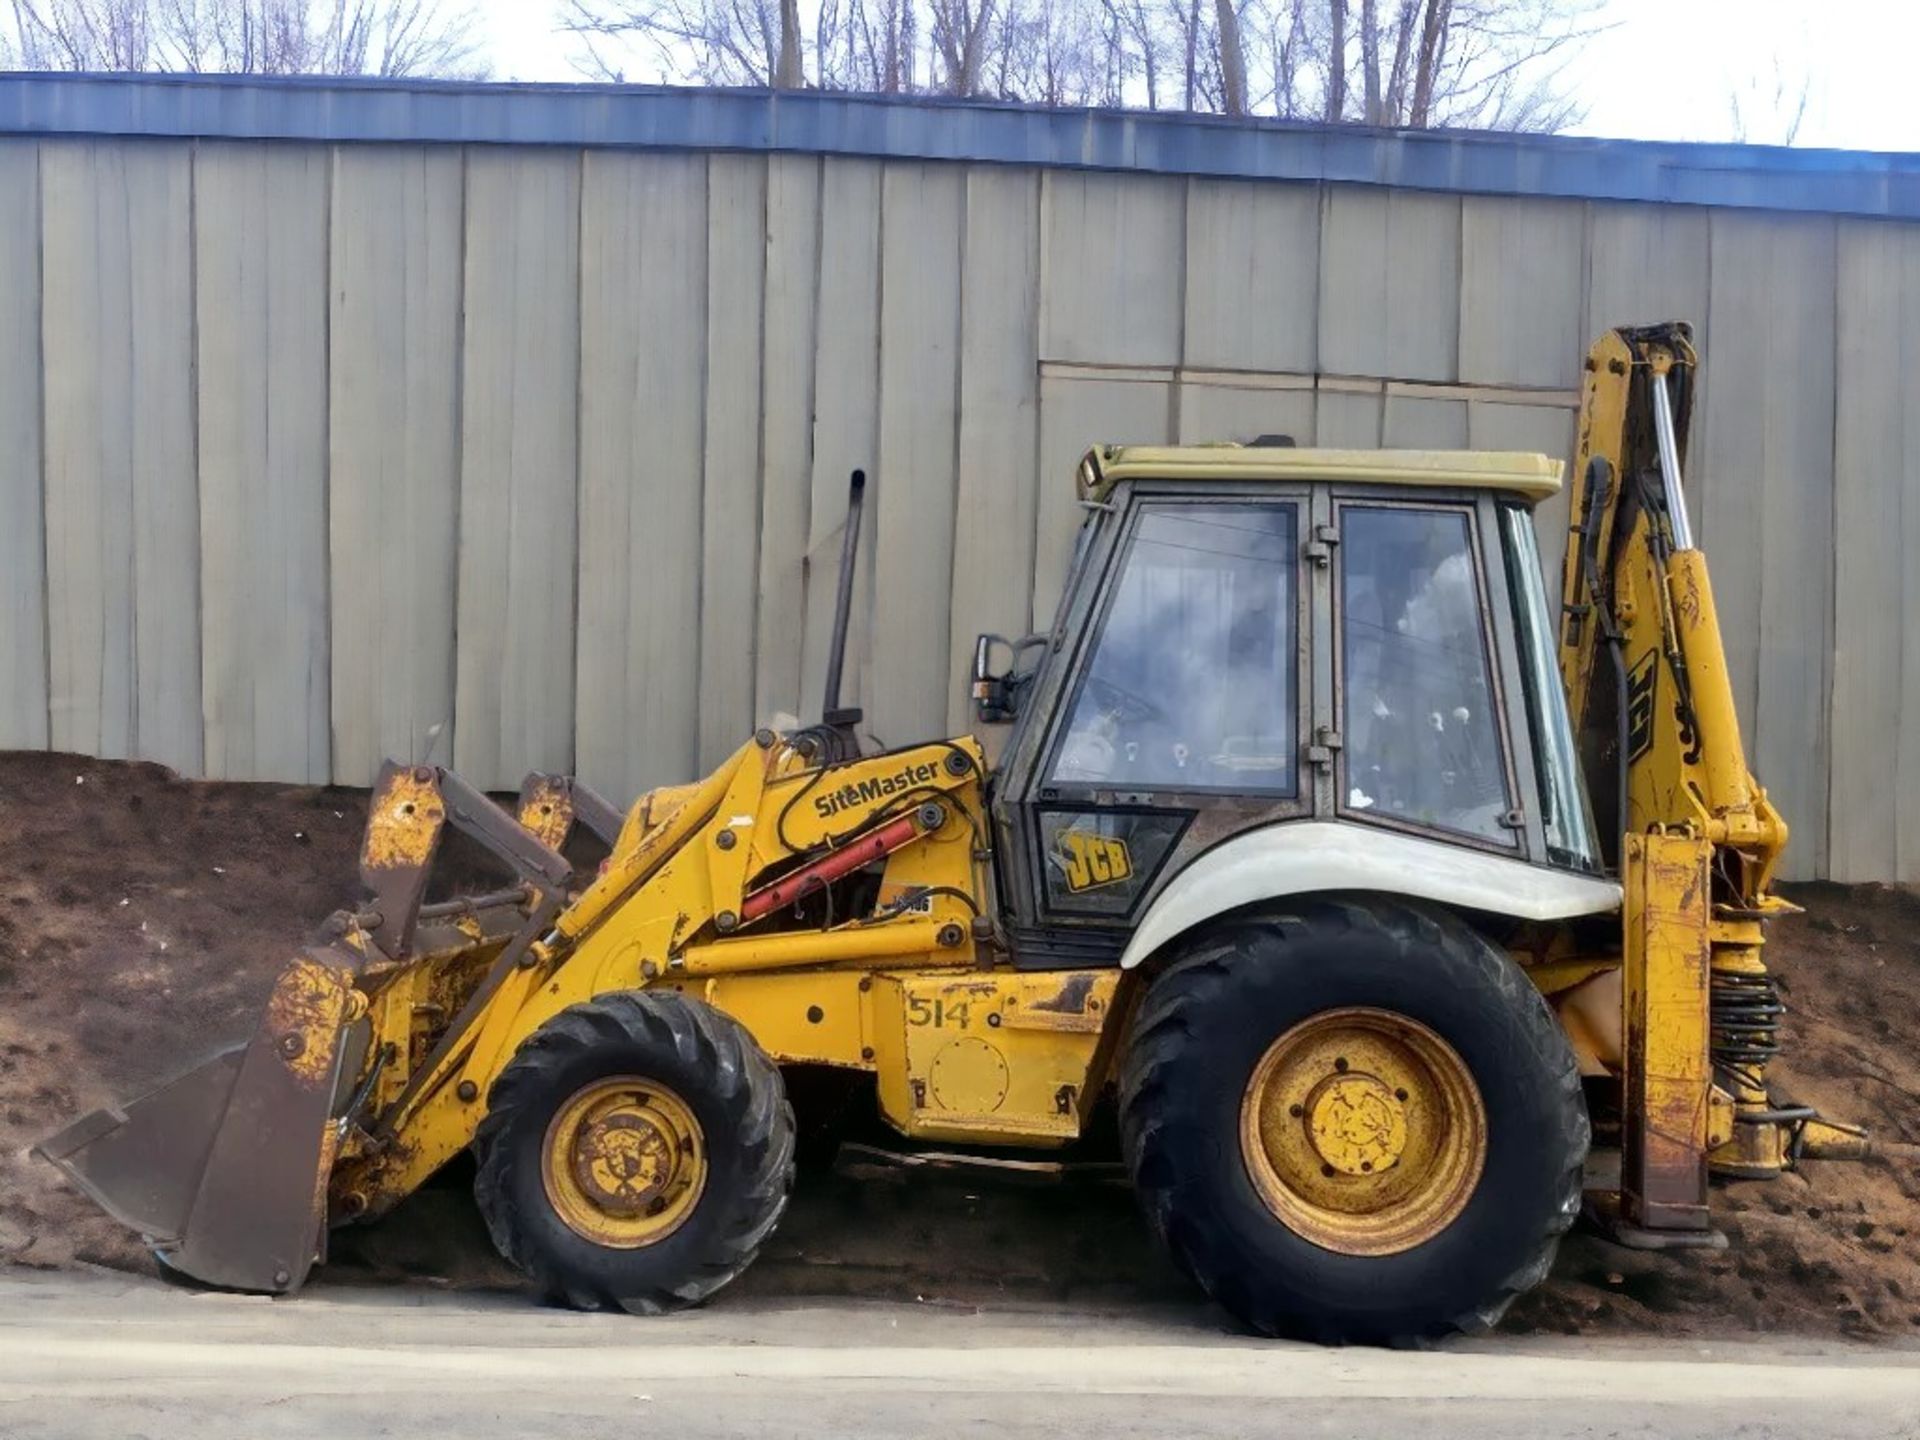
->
821, 467, 867, 732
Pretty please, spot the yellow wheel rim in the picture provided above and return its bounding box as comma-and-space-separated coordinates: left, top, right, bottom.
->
1239, 1006, 1486, 1257
541, 1076, 707, 1249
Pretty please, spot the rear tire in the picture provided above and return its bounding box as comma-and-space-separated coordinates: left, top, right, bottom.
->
1119, 897, 1587, 1345
473, 991, 795, 1314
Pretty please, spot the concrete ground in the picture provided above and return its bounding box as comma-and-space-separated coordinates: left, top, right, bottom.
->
2, 1269, 1917, 1440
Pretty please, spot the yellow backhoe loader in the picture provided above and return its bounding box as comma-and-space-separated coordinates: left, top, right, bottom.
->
37, 323, 1866, 1343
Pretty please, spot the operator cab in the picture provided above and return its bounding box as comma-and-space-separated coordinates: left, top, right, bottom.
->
977, 443, 1599, 968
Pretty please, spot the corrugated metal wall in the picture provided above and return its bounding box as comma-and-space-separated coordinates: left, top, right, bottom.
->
0, 134, 1914, 882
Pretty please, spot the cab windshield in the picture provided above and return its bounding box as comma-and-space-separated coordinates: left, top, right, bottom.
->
1050, 503, 1298, 793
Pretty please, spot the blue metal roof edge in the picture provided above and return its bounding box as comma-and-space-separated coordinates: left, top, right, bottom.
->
2, 72, 1916, 219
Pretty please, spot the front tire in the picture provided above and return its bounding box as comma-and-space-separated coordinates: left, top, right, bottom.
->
1120, 898, 1587, 1345
473, 991, 795, 1314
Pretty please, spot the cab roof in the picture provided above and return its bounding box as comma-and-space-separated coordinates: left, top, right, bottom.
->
1077, 444, 1565, 504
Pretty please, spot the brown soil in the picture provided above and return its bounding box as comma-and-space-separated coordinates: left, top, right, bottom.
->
3, 750, 1917, 1340
1502, 880, 1920, 1341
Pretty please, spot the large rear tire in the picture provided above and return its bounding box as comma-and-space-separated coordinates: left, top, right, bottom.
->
1119, 897, 1587, 1345
473, 991, 795, 1314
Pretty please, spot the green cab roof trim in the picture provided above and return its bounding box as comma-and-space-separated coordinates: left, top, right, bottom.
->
1077, 444, 1566, 504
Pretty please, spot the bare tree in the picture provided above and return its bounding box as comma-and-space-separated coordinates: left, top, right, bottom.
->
1212, 0, 1243, 113
1357, 0, 1378, 120
559, 0, 1593, 134
774, 0, 801, 82
1099, 0, 1157, 107
1386, 0, 1598, 132
1323, 0, 1344, 118
9, 0, 484, 74
1727, 49, 1810, 147
10, 0, 158, 68
1406, 0, 1446, 125
1175, 0, 1196, 108
565, 0, 792, 84
1255, 0, 1312, 118
928, 0, 996, 93
1011, 0, 1114, 105
1266, 0, 1595, 132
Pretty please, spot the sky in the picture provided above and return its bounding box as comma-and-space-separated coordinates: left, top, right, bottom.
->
482, 0, 1915, 152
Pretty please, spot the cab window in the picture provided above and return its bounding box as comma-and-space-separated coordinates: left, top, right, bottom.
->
1339, 505, 1515, 846
1050, 503, 1298, 793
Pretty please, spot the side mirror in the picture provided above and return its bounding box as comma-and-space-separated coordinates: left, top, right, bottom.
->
971, 633, 1045, 724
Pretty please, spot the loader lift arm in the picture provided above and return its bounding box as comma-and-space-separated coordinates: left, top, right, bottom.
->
1556, 324, 1864, 1239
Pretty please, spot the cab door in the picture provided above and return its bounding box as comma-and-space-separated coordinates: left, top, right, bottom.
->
990, 484, 1312, 968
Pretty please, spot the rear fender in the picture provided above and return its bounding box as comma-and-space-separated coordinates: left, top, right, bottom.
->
1117, 820, 1621, 970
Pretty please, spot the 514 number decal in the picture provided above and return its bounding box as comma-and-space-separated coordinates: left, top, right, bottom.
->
907, 995, 971, 1028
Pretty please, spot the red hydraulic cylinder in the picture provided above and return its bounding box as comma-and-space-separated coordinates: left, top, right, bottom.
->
739, 811, 924, 922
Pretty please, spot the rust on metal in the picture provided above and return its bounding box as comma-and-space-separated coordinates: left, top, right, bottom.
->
1000, 972, 1119, 1035
1669, 556, 1704, 632
540, 1077, 708, 1247
36, 758, 591, 1296
1621, 832, 1714, 1232
266, 955, 355, 1090
516, 772, 577, 853
367, 890, 564, 1142
521, 772, 624, 849
40, 945, 366, 1293
1029, 973, 1097, 1014
357, 762, 449, 959
362, 765, 447, 871
571, 1113, 673, 1214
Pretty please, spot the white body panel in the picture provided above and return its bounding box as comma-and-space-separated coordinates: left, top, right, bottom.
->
1117, 820, 1622, 969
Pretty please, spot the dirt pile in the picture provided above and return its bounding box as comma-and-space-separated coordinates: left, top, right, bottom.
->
2, 751, 1917, 1339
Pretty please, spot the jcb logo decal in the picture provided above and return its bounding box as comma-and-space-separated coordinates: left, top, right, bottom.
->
1626, 651, 1658, 762
1059, 830, 1133, 893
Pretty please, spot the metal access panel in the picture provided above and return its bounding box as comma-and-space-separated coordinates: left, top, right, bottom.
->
867, 970, 1121, 1145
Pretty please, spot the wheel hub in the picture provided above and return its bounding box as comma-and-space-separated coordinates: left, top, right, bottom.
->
571, 1109, 679, 1215
542, 1078, 707, 1248
1239, 1006, 1487, 1256
1304, 1072, 1407, 1176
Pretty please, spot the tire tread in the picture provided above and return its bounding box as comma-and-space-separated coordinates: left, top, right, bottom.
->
472, 990, 795, 1315
1119, 898, 1588, 1344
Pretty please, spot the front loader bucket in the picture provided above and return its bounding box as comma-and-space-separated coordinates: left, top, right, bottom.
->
36, 759, 583, 1296
34, 952, 364, 1294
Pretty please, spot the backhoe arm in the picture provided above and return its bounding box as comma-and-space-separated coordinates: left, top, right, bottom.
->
1556, 323, 1787, 892
1557, 325, 1863, 1236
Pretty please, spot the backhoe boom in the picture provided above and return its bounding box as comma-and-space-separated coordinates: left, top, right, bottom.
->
1558, 324, 1863, 1230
